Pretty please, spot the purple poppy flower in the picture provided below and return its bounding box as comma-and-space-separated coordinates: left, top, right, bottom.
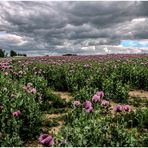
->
39, 134, 54, 147
92, 95, 101, 103
85, 106, 93, 113
12, 112, 18, 117
12, 110, 21, 117
101, 100, 110, 108
73, 100, 81, 107
83, 100, 92, 109
113, 105, 123, 112
96, 91, 104, 98
123, 105, 131, 112
39, 134, 49, 143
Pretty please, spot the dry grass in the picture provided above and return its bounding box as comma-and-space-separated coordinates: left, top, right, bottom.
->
53, 91, 73, 102
46, 113, 64, 119
49, 120, 64, 134
129, 90, 148, 99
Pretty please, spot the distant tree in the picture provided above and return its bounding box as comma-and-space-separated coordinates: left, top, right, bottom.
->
23, 54, 27, 57
0, 49, 5, 57
10, 50, 17, 57
62, 54, 77, 56
17, 52, 27, 57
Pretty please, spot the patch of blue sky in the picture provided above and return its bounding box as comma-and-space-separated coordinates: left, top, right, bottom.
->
120, 40, 148, 48
0, 31, 6, 36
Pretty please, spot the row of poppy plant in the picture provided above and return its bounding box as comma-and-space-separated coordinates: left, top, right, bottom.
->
39, 91, 132, 147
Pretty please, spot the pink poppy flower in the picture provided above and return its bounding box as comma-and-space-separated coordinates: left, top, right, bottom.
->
85, 106, 93, 113
73, 100, 81, 107
39, 134, 54, 147
113, 105, 123, 112
39, 134, 49, 143
12, 110, 21, 117
92, 95, 101, 103
123, 105, 131, 112
101, 100, 110, 108
83, 100, 92, 109
96, 91, 104, 98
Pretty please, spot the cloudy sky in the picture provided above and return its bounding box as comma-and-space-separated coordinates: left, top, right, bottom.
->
0, 1, 148, 56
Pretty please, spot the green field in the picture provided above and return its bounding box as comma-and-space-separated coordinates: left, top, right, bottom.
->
0, 55, 148, 147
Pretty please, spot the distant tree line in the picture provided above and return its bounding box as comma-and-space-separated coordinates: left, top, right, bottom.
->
10, 50, 27, 57
62, 54, 77, 56
0, 48, 27, 58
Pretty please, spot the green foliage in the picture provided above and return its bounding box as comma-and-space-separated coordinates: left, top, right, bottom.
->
47, 92, 67, 108
1, 56, 148, 147
60, 112, 135, 146
74, 86, 98, 101
58, 105, 148, 147
0, 75, 41, 146
102, 75, 129, 102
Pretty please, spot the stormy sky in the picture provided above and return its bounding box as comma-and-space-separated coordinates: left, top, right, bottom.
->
0, 1, 148, 56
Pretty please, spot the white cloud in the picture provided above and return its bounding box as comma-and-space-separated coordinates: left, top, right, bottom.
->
0, 1, 147, 56
132, 18, 146, 22
81, 46, 96, 51
0, 33, 28, 46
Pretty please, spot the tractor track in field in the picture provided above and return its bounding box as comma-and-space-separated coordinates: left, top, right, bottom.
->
52, 91, 73, 102
48, 91, 72, 133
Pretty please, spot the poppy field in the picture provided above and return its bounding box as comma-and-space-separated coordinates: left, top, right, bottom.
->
0, 54, 148, 147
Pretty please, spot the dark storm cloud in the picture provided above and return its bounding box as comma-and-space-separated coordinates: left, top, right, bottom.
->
0, 1, 148, 56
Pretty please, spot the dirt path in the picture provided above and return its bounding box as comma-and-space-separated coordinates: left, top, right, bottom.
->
50, 120, 64, 134
25, 91, 73, 147
46, 113, 65, 119
129, 90, 148, 99
53, 91, 73, 102
48, 91, 72, 133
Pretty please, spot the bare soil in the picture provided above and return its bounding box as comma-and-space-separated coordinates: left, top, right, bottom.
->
46, 113, 64, 119
25, 91, 72, 146
53, 91, 73, 102
49, 120, 64, 134
129, 90, 148, 99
